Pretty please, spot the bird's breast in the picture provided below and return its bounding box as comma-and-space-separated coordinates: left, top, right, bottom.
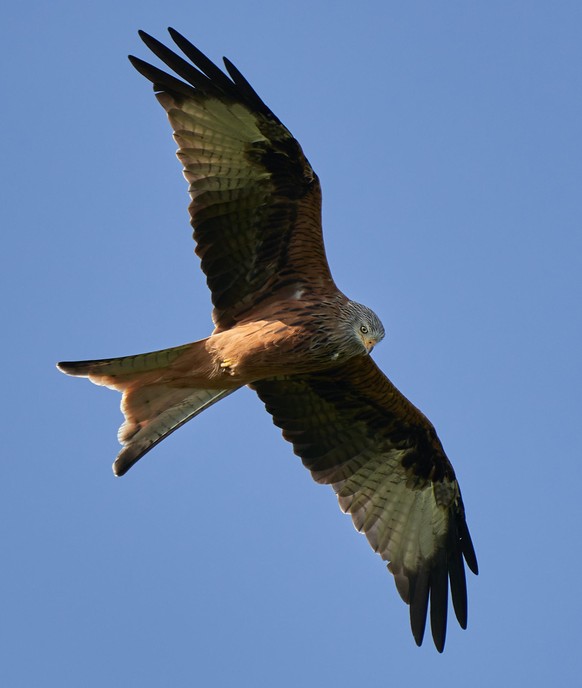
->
207, 313, 350, 382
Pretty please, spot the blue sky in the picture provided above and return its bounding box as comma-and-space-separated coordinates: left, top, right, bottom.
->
3, 1, 581, 685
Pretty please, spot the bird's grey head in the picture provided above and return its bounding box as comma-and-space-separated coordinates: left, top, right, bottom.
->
341, 300, 385, 355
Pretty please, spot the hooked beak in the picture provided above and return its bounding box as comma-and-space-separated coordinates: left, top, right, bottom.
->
364, 338, 377, 354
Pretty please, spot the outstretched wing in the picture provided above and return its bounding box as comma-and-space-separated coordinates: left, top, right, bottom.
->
251, 356, 478, 652
130, 29, 334, 330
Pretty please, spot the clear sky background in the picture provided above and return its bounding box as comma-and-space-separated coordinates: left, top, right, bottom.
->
2, 1, 581, 686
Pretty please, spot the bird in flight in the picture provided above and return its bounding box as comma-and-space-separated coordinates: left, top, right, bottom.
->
58, 28, 478, 652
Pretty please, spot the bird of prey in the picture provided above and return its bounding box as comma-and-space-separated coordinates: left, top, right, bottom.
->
58, 28, 478, 652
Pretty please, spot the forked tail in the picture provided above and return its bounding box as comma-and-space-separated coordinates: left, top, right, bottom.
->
58, 341, 238, 476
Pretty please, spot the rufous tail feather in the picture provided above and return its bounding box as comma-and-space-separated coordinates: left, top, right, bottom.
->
58, 341, 238, 476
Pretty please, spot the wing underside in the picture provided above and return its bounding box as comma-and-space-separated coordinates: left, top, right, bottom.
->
130, 30, 335, 330
251, 356, 478, 651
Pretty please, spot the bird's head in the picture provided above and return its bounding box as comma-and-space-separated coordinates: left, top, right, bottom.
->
344, 301, 385, 355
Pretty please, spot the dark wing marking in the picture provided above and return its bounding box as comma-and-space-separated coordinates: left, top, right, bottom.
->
130, 29, 335, 330
251, 356, 478, 652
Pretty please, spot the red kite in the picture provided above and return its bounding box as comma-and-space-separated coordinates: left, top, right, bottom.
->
58, 29, 478, 651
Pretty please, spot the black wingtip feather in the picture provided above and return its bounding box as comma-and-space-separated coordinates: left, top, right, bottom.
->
222, 56, 277, 119
449, 552, 468, 629
137, 30, 217, 93
128, 55, 196, 99
131, 29, 279, 119
429, 558, 449, 653
463, 531, 479, 576
167, 27, 239, 97
408, 569, 430, 647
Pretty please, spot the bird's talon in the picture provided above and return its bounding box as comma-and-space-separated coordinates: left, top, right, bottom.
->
220, 359, 235, 374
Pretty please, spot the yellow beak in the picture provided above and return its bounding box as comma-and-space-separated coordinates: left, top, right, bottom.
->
363, 338, 377, 354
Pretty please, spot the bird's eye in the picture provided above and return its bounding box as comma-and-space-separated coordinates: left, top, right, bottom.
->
360, 325, 369, 334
